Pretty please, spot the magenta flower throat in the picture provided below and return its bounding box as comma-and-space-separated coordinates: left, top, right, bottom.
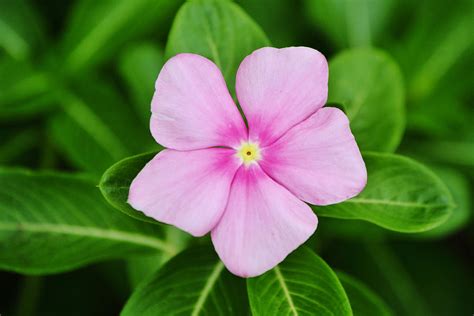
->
128, 47, 367, 277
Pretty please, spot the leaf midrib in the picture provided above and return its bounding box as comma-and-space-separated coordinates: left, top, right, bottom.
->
0, 222, 176, 254
345, 198, 449, 208
274, 266, 299, 316
191, 261, 225, 316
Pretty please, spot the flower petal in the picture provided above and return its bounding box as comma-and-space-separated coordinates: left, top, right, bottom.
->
128, 148, 240, 236
260, 107, 367, 206
236, 47, 328, 146
151, 53, 247, 150
211, 165, 317, 277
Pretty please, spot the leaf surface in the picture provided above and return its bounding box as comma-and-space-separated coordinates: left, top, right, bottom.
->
248, 247, 352, 316
0, 168, 174, 275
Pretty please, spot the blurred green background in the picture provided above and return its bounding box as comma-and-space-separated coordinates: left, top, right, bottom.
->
0, 0, 472, 315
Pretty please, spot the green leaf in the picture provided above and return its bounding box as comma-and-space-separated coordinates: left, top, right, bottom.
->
315, 152, 454, 233
390, 1, 473, 102
49, 77, 154, 176
127, 225, 191, 288
122, 246, 248, 316
119, 43, 164, 124
0, 0, 44, 60
0, 128, 40, 165
403, 139, 474, 169
0, 57, 55, 119
166, 0, 270, 93
328, 48, 405, 152
99, 152, 161, 224
415, 166, 471, 238
60, 0, 182, 73
0, 168, 177, 275
337, 271, 393, 316
237, 0, 306, 47
304, 0, 395, 48
247, 247, 352, 316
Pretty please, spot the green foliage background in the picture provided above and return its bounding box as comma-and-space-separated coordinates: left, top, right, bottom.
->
0, 0, 472, 315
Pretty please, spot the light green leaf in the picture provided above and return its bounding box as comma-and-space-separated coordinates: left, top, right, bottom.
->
49, 77, 154, 176
0, 0, 44, 60
99, 152, 161, 224
166, 0, 270, 93
329, 48, 405, 152
122, 246, 248, 316
61, 0, 182, 73
119, 43, 164, 124
0, 168, 176, 275
315, 152, 454, 233
304, 0, 395, 48
415, 166, 471, 238
337, 271, 393, 316
247, 247, 352, 316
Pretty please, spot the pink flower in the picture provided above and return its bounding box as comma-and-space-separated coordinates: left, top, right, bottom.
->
128, 47, 367, 277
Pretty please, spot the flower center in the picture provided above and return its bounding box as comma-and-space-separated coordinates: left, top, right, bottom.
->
236, 142, 261, 166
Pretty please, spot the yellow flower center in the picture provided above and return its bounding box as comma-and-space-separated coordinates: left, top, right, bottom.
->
236, 142, 261, 166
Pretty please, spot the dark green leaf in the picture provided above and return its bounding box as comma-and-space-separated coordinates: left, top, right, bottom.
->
99, 152, 161, 224
0, 57, 55, 119
0, 128, 40, 165
127, 225, 191, 288
60, 0, 182, 73
166, 0, 270, 93
122, 246, 248, 316
390, 1, 473, 102
247, 247, 352, 316
49, 77, 155, 176
328, 48, 405, 152
0, 168, 176, 275
0, 0, 44, 60
315, 152, 454, 233
337, 271, 393, 316
119, 43, 164, 124
305, 0, 395, 48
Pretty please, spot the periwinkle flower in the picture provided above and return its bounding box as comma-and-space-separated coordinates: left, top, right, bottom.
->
128, 47, 367, 277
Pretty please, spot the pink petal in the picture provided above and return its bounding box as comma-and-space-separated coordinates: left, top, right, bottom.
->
128, 148, 240, 236
211, 165, 317, 277
236, 47, 328, 146
151, 53, 247, 150
260, 107, 367, 206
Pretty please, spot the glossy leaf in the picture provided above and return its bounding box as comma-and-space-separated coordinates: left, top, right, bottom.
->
416, 166, 471, 238
315, 152, 454, 233
119, 43, 164, 124
49, 77, 154, 176
329, 48, 405, 152
166, 0, 270, 93
305, 0, 395, 48
99, 152, 161, 224
61, 0, 182, 73
122, 246, 248, 316
337, 271, 393, 316
247, 247, 352, 316
0, 168, 176, 275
